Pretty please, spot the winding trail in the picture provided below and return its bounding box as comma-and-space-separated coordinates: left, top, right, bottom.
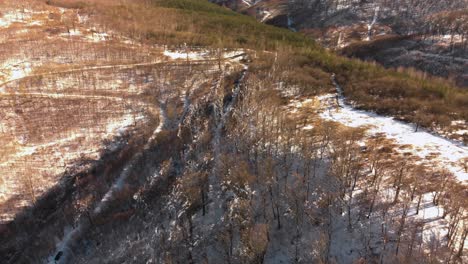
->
0, 92, 130, 101
0, 53, 246, 89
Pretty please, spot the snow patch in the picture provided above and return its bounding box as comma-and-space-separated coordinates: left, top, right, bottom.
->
163, 50, 207, 60
0, 10, 32, 28
60, 29, 82, 37
316, 91, 468, 182
163, 49, 245, 61
0, 60, 33, 84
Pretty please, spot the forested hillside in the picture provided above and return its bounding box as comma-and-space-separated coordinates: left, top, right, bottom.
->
213, 0, 468, 87
0, 0, 466, 263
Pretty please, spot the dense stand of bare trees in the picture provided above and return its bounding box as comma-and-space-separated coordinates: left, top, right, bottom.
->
1, 1, 466, 263
148, 52, 467, 263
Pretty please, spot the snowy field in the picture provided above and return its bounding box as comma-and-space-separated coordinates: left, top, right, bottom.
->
284, 80, 467, 260
0, 5, 156, 222
316, 92, 467, 182
163, 49, 246, 61
292, 90, 467, 182
0, 3, 247, 224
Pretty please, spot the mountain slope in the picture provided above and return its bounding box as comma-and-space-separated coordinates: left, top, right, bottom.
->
213, 0, 468, 87
0, 1, 467, 263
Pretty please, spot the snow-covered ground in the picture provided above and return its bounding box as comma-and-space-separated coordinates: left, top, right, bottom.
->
414, 193, 448, 243
283, 79, 468, 259
0, 5, 157, 217
432, 34, 467, 48
0, 112, 145, 223
163, 50, 207, 60
313, 89, 467, 183
0, 59, 33, 84
163, 49, 245, 61
0, 10, 32, 28
241, 0, 257, 8
260, 10, 272, 22
0, 2, 247, 223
